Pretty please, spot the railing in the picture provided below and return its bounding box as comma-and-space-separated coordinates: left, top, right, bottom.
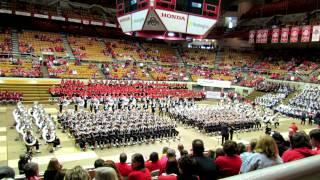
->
223, 155, 320, 180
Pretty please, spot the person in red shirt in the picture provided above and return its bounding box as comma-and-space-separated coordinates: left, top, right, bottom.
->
282, 132, 317, 163
289, 122, 299, 133
116, 153, 132, 178
145, 152, 162, 173
128, 153, 151, 180
309, 129, 320, 154
215, 140, 242, 178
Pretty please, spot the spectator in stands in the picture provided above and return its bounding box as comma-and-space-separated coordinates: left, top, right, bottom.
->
94, 158, 106, 169
24, 162, 40, 180
160, 149, 176, 174
191, 139, 217, 180
44, 158, 65, 180
282, 132, 317, 162
215, 140, 242, 178
207, 150, 216, 159
128, 153, 151, 180
240, 139, 257, 163
177, 156, 198, 180
272, 132, 290, 157
145, 152, 162, 173
237, 143, 246, 155
0, 166, 15, 179
105, 160, 122, 180
240, 136, 282, 173
176, 143, 184, 159
64, 166, 90, 180
116, 153, 132, 178
160, 147, 169, 165
309, 129, 320, 154
95, 167, 118, 180
159, 159, 179, 179
215, 148, 225, 159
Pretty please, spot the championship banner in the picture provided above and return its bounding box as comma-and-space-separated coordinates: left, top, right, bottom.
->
301, 25, 311, 42
271, 28, 280, 43
290, 26, 300, 43
249, 30, 255, 44
280, 28, 289, 43
256, 30, 263, 44
261, 29, 268, 44
311, 25, 320, 42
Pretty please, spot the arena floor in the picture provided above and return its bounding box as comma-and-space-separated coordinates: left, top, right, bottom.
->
0, 101, 316, 174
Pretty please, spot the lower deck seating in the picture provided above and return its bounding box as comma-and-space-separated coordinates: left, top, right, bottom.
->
48, 63, 104, 79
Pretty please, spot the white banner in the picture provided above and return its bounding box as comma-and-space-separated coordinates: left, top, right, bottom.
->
155, 9, 188, 33
0, 9, 12, 14
91, 21, 103, 26
51, 16, 66, 21
82, 20, 90, 25
311, 25, 320, 42
197, 79, 232, 88
117, 14, 132, 32
187, 15, 217, 35
105, 23, 117, 28
34, 14, 48, 19
205, 91, 222, 99
15, 11, 31, 16
132, 9, 148, 31
68, 18, 81, 23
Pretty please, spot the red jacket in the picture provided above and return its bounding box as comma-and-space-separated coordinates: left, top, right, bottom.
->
128, 169, 151, 180
116, 162, 132, 177
215, 155, 242, 177
282, 147, 317, 163
145, 160, 162, 172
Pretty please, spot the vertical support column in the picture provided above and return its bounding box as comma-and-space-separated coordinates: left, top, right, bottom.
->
116, 0, 125, 16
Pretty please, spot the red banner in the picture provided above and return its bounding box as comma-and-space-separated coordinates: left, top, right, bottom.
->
290, 26, 300, 43
280, 28, 289, 43
256, 30, 263, 44
249, 30, 255, 44
301, 25, 311, 42
260, 29, 268, 44
271, 28, 280, 43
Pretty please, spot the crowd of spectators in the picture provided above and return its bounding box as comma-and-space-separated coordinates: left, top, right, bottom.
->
0, 58, 42, 78
49, 80, 202, 99
3, 128, 320, 180
0, 91, 22, 103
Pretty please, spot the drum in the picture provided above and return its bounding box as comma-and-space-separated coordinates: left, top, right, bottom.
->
42, 129, 56, 143
23, 134, 37, 146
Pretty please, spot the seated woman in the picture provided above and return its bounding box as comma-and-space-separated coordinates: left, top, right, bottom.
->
240, 135, 282, 173
128, 153, 151, 180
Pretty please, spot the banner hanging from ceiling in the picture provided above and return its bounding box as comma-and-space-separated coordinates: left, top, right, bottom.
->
256, 30, 263, 44
301, 25, 311, 43
260, 29, 268, 44
311, 25, 320, 42
249, 30, 255, 44
271, 28, 280, 43
280, 27, 289, 43
290, 26, 300, 43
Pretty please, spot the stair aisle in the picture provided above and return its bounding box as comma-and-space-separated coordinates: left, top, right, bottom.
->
61, 33, 76, 60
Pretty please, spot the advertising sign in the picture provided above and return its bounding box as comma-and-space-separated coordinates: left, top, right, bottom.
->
187, 15, 217, 35
131, 9, 148, 31
155, 9, 188, 33
117, 14, 132, 32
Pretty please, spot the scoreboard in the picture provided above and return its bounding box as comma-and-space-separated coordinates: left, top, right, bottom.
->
116, 0, 221, 40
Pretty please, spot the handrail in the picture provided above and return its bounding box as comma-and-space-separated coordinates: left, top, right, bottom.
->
223, 155, 320, 180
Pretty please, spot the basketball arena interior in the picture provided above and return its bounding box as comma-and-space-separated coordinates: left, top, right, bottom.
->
0, 0, 320, 179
